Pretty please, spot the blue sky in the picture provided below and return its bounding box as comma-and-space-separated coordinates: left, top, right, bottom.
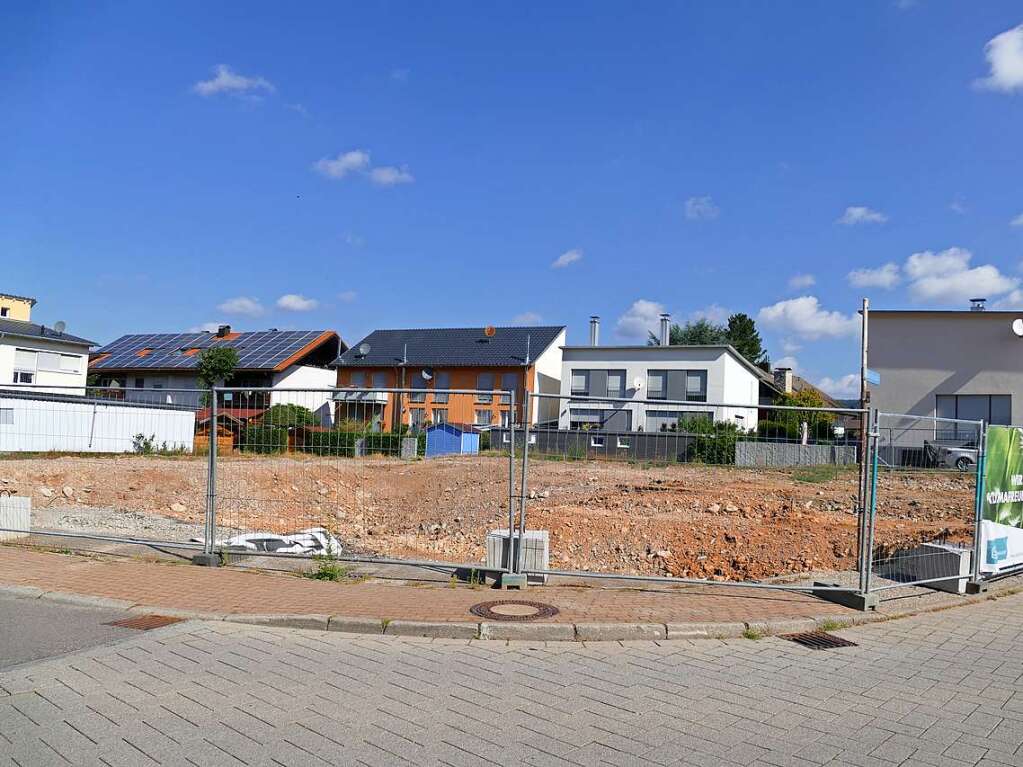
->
3, 2, 1022, 396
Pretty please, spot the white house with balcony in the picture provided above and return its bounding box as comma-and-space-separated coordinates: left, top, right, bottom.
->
0, 293, 94, 394
556, 315, 766, 432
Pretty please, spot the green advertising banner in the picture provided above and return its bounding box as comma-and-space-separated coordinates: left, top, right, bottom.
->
980, 425, 1023, 573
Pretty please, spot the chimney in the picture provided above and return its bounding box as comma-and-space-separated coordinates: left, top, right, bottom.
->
589, 315, 600, 346
659, 313, 671, 346
774, 367, 793, 394
216, 324, 231, 337
970, 298, 986, 312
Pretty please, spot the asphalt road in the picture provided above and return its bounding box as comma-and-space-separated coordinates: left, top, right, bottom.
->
2, 591, 1022, 765
0, 593, 139, 670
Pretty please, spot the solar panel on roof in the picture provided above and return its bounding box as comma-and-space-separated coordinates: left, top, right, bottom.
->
93, 330, 328, 371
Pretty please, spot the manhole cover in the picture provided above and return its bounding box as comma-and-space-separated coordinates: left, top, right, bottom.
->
469, 600, 559, 622
782, 631, 858, 650
105, 615, 185, 631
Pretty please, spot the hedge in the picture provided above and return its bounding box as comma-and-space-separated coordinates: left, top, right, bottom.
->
242, 425, 288, 454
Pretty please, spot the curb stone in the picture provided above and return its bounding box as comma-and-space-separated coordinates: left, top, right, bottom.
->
665, 622, 746, 639
0, 585, 45, 600
479, 622, 576, 641
747, 618, 818, 636
127, 605, 226, 621
327, 616, 384, 635
575, 623, 667, 641
38, 591, 135, 611
227, 614, 330, 631
385, 620, 478, 639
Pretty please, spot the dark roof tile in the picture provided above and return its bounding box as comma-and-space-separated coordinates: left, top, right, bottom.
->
336, 326, 565, 368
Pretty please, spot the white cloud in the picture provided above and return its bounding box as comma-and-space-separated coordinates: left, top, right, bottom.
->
189, 322, 228, 333
757, 296, 859, 341
551, 248, 583, 269
992, 290, 1023, 309
369, 165, 415, 186
338, 290, 357, 303
788, 273, 816, 290
847, 263, 901, 289
684, 196, 720, 221
616, 299, 666, 340
817, 373, 860, 399
1011, 212, 1023, 227
689, 304, 730, 323
837, 206, 888, 225
975, 24, 1023, 93
276, 294, 319, 312
774, 356, 800, 373
949, 198, 967, 215
512, 311, 543, 325
217, 296, 264, 317
193, 65, 275, 98
904, 247, 1018, 303
313, 150, 371, 179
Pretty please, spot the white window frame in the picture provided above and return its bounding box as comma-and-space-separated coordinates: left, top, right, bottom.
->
0, 408, 13, 425
590, 435, 606, 448
475, 409, 493, 426
616, 437, 631, 449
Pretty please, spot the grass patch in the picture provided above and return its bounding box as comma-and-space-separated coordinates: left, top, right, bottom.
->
741, 627, 765, 641
304, 557, 353, 582
817, 618, 849, 632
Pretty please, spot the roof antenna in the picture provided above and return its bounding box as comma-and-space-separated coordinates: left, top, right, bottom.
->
524, 334, 531, 365
403, 343, 407, 364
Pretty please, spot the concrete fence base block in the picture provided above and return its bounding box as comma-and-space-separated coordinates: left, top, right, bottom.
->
575, 623, 667, 641
384, 620, 479, 639
479, 622, 576, 641
227, 614, 330, 631
665, 622, 746, 639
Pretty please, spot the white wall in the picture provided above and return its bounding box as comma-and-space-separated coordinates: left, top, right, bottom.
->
0, 393, 195, 453
531, 328, 565, 424
271, 365, 336, 425
557, 346, 760, 431
0, 336, 90, 395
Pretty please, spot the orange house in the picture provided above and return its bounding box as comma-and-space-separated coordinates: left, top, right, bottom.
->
332, 326, 567, 431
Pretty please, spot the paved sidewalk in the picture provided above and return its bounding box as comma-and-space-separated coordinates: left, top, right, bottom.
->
2, 590, 1023, 766
0, 545, 1013, 641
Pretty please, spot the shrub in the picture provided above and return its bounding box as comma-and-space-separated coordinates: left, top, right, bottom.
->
479, 431, 491, 451
242, 425, 288, 453
301, 430, 358, 457
756, 420, 798, 441
259, 403, 320, 427
679, 417, 741, 465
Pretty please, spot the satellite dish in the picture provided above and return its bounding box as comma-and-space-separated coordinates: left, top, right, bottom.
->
484, 325, 496, 338
421, 368, 433, 381
53, 320, 66, 334
1012, 319, 1023, 338
633, 377, 644, 390
358, 343, 371, 356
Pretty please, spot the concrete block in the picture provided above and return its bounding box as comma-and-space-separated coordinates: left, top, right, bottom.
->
665, 622, 746, 639
327, 616, 385, 635
478, 622, 575, 641
746, 618, 817, 636
575, 623, 667, 641
226, 614, 329, 630
384, 620, 479, 639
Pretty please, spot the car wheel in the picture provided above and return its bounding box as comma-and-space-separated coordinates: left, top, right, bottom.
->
955, 456, 972, 472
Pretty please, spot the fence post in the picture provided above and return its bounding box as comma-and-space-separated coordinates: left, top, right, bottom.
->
193, 387, 221, 566
968, 421, 988, 593
517, 392, 532, 574
862, 409, 880, 594
506, 389, 517, 574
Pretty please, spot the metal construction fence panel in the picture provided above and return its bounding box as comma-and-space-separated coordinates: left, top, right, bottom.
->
207, 386, 518, 571
0, 385, 208, 549
865, 412, 984, 597
508, 392, 871, 592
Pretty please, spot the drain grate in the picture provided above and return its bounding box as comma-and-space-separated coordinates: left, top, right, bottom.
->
469, 600, 559, 622
105, 615, 185, 631
782, 630, 858, 650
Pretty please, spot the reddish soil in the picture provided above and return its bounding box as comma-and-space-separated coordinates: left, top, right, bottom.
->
0, 454, 974, 581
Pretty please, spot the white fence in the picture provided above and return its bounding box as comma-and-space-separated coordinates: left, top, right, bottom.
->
0, 389, 195, 453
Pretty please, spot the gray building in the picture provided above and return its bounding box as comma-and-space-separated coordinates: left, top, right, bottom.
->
869, 306, 1019, 427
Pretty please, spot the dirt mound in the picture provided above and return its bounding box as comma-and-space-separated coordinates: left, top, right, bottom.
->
0, 455, 974, 581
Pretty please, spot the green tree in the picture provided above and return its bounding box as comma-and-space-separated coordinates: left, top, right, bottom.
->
260, 403, 319, 427
196, 347, 239, 405
647, 318, 727, 346
724, 313, 767, 365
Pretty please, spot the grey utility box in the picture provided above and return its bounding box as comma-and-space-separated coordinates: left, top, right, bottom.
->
486, 529, 549, 584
